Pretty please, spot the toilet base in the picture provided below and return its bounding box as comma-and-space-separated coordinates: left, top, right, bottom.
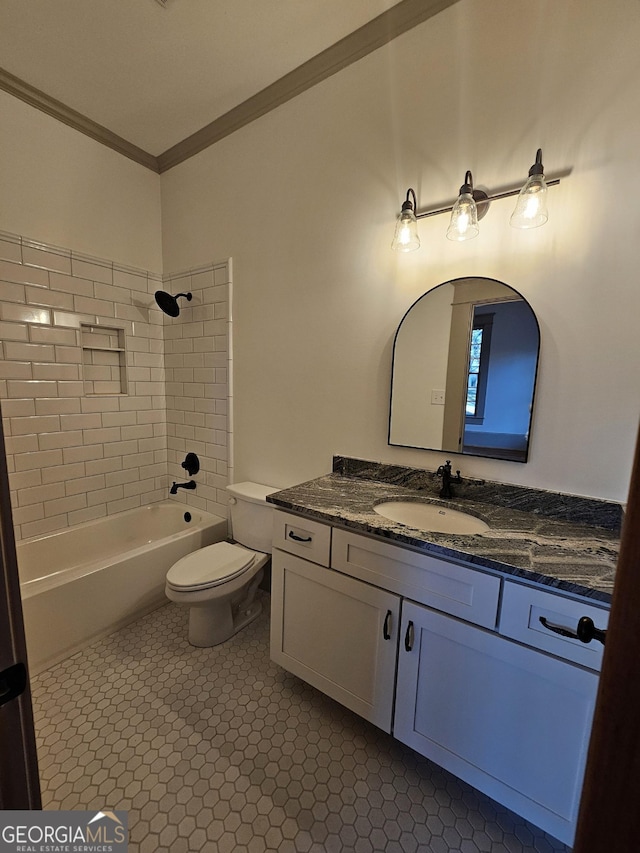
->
186, 568, 264, 647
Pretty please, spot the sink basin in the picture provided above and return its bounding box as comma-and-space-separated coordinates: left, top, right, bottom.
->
373, 501, 489, 535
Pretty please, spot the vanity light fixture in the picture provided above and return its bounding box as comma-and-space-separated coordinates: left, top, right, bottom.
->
393, 149, 559, 252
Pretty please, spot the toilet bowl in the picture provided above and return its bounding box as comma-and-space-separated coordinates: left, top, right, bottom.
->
165, 482, 277, 646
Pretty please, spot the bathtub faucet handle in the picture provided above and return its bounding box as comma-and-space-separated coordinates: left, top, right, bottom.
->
170, 480, 197, 495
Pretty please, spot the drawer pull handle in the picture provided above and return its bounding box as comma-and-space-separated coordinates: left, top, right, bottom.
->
288, 531, 312, 543
404, 620, 414, 652
383, 610, 392, 640
539, 616, 606, 645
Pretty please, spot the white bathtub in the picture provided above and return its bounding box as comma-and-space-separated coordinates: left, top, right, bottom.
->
17, 502, 227, 674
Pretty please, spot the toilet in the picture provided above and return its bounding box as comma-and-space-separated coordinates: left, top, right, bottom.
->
165, 482, 277, 646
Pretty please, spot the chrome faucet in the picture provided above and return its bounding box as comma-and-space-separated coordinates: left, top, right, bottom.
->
436, 460, 462, 499
170, 480, 196, 495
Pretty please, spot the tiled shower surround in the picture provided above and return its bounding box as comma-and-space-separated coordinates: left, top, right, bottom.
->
0, 230, 231, 540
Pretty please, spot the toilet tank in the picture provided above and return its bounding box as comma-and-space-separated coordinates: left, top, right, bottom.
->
227, 482, 278, 553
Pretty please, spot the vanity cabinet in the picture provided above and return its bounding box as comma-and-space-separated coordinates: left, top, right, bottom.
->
395, 600, 598, 845
270, 509, 609, 846
270, 536, 400, 732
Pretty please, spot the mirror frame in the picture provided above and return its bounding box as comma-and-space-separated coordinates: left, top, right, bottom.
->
388, 276, 541, 463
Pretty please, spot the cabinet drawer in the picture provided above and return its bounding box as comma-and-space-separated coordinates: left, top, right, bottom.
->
499, 581, 609, 671
272, 510, 331, 566
332, 529, 500, 629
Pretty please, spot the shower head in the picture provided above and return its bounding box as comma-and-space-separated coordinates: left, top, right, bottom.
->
154, 290, 192, 317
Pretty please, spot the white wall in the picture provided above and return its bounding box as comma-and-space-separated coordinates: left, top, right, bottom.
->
0, 91, 162, 273
160, 0, 640, 504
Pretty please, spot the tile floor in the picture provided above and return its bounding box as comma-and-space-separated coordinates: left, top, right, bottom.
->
31, 593, 570, 852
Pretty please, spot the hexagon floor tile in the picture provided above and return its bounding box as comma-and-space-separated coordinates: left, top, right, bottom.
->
30, 593, 570, 852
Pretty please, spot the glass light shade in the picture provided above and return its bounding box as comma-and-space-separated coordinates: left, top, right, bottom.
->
392, 208, 420, 252
446, 193, 479, 241
510, 174, 548, 228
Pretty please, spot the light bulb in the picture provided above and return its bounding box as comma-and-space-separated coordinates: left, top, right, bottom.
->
447, 173, 479, 242
510, 149, 549, 229
392, 190, 420, 252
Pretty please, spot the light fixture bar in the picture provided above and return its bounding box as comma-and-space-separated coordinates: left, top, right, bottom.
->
414, 177, 560, 220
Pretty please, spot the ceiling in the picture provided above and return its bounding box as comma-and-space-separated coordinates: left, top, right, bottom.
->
0, 0, 408, 160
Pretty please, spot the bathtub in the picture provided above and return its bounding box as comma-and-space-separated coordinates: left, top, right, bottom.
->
17, 502, 227, 674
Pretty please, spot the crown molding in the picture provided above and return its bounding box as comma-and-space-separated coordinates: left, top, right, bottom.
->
157, 0, 460, 172
0, 68, 160, 173
1, 0, 460, 175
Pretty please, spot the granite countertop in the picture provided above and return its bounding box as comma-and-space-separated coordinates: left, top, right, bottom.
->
267, 470, 620, 604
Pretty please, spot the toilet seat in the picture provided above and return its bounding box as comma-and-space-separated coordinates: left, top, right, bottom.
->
166, 542, 256, 592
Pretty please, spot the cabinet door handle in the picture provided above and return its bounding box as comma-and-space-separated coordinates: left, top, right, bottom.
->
383, 610, 392, 640
288, 530, 312, 543
539, 616, 606, 645
404, 620, 414, 652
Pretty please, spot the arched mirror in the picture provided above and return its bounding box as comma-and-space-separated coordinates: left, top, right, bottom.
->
388, 277, 540, 462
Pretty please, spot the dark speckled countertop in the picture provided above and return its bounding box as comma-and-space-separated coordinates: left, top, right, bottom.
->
267, 459, 621, 605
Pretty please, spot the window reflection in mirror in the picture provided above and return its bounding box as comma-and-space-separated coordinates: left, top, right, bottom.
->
388, 278, 540, 463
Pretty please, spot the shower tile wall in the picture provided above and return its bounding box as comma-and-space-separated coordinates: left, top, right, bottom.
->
0, 231, 171, 541
163, 263, 231, 520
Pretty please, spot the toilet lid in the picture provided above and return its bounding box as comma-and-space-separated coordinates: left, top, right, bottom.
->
166, 542, 255, 591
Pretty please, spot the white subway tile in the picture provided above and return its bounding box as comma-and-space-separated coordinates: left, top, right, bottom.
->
63, 444, 104, 464
87, 485, 123, 506
34, 398, 81, 416
10, 469, 42, 490
33, 363, 81, 381
85, 457, 120, 476
11, 414, 60, 436
121, 451, 154, 469
41, 461, 86, 484
114, 302, 152, 323
1, 280, 27, 303
56, 380, 84, 397
123, 479, 156, 498
1, 304, 50, 325
38, 430, 84, 451
82, 426, 121, 444
0, 238, 22, 263
214, 267, 229, 287
103, 439, 138, 458
0, 259, 49, 286
1, 398, 35, 417
17, 481, 65, 506
107, 496, 141, 515
0, 361, 32, 380
26, 286, 74, 311
53, 310, 93, 328
11, 503, 45, 526
71, 258, 113, 284
65, 474, 106, 495
5, 341, 56, 362
0, 320, 29, 341
73, 295, 116, 317
113, 268, 148, 292
44, 493, 86, 516
23, 245, 72, 275
101, 411, 137, 428
105, 469, 139, 487
29, 326, 78, 346
81, 396, 120, 413
13, 443, 57, 466
68, 505, 107, 526
49, 271, 94, 297
121, 424, 150, 441
21, 515, 68, 539
93, 282, 132, 304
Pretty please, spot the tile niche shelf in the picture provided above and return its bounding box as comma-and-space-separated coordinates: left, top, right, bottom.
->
80, 323, 128, 396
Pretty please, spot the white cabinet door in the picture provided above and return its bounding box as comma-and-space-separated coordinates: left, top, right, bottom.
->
394, 600, 598, 847
271, 548, 400, 733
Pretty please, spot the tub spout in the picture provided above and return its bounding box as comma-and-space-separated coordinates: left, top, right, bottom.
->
170, 480, 197, 495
